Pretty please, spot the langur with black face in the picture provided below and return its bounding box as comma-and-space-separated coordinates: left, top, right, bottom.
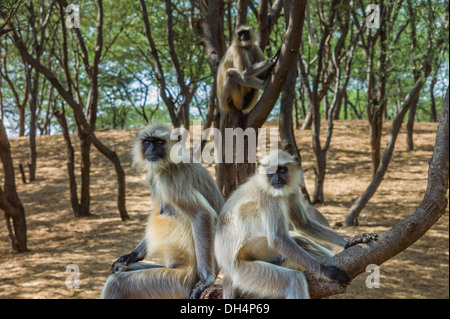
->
101, 123, 224, 299
216, 25, 279, 115
215, 151, 378, 299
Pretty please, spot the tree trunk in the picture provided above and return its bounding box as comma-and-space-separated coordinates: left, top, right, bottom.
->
363, 0, 388, 176
19, 105, 26, 137
278, 1, 301, 164
279, 63, 301, 161
405, 0, 419, 152
206, 0, 307, 197
54, 105, 81, 217
79, 133, 92, 217
301, 109, 313, 130
235, 0, 248, 27
0, 120, 28, 252
345, 78, 423, 226
27, 66, 38, 182
368, 112, 383, 175
430, 74, 438, 122
406, 75, 421, 151
406, 93, 419, 151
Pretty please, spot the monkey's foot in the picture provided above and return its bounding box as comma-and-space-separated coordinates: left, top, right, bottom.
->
345, 233, 379, 249
189, 278, 215, 299
111, 262, 129, 274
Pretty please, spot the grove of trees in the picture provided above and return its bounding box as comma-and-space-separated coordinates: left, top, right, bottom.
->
0, 0, 448, 299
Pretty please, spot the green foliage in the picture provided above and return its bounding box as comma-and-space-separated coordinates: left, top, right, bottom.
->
0, 0, 448, 136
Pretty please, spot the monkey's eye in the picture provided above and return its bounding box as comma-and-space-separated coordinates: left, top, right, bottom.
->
157, 140, 164, 145
278, 166, 287, 174
143, 139, 151, 145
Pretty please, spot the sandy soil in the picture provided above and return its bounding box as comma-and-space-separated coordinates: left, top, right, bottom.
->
0, 120, 448, 299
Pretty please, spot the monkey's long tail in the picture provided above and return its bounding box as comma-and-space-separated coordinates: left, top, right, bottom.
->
101, 267, 196, 299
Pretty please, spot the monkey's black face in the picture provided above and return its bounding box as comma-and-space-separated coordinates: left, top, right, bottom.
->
238, 30, 250, 42
142, 137, 166, 162
267, 166, 288, 189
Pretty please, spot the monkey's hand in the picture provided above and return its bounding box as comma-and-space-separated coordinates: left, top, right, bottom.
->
269, 47, 282, 65
189, 276, 215, 299
319, 265, 350, 285
110, 251, 143, 274
345, 233, 379, 249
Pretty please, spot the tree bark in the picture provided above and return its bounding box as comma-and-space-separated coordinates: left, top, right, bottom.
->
406, 89, 420, 151
234, 0, 307, 192
245, 0, 307, 130
54, 105, 81, 217
235, 0, 248, 28
368, 1, 388, 175
257, 0, 283, 50
278, 1, 301, 163
405, 0, 419, 152
279, 63, 301, 160
429, 73, 438, 122
344, 78, 424, 226
0, 120, 28, 252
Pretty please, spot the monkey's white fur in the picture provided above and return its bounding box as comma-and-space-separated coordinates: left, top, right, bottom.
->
101, 124, 223, 299
215, 151, 349, 299
216, 25, 274, 115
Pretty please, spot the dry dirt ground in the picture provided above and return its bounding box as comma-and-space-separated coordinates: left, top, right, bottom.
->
0, 120, 448, 299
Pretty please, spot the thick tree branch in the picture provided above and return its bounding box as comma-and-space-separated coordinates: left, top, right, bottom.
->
245, 0, 307, 129
310, 87, 448, 298
199, 0, 222, 76
201, 86, 449, 299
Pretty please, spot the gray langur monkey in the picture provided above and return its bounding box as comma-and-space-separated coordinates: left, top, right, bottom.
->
101, 123, 224, 299
216, 25, 279, 115
214, 151, 378, 299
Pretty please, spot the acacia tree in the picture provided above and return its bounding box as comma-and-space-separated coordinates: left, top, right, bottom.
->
0, 39, 29, 137
309, 87, 448, 298
350, 0, 409, 175
14, 1, 57, 182
0, 0, 27, 254
199, 0, 307, 197
344, 0, 447, 226
139, 0, 207, 130
344, 77, 424, 226
405, 0, 448, 150
10, 0, 129, 220
0, 119, 27, 252
297, 0, 354, 204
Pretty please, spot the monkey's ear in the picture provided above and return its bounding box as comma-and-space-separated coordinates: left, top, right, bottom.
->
292, 155, 302, 168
